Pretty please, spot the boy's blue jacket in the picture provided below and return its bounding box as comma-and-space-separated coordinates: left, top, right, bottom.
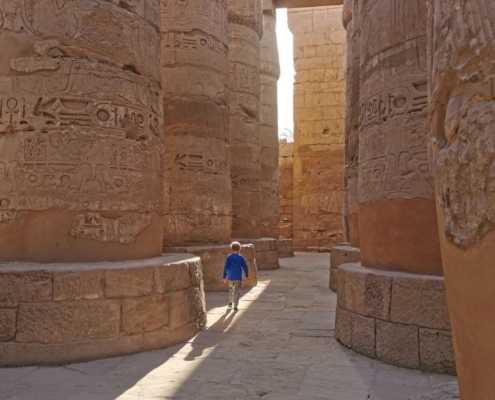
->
223, 253, 249, 281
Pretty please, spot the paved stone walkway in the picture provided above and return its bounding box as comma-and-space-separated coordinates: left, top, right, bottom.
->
0, 253, 457, 400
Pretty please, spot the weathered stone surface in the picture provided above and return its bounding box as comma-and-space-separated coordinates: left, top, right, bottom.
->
335, 305, 376, 359
0, 272, 52, 307
288, 7, 346, 250
16, 301, 120, 344
53, 270, 104, 301
408, 383, 460, 400
168, 288, 205, 331
419, 329, 456, 376
161, 0, 231, 247
391, 276, 450, 330
0, 309, 16, 341
338, 263, 391, 320
330, 245, 361, 269
155, 261, 191, 294
0, 0, 164, 263
105, 268, 154, 298
238, 238, 279, 270
276, 239, 294, 258
376, 320, 420, 369
122, 295, 169, 335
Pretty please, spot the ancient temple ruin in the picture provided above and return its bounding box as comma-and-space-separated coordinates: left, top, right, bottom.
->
0, 0, 494, 399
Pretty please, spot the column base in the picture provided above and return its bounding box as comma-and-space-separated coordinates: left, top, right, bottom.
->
276, 239, 294, 258
163, 244, 258, 291
335, 263, 456, 375
329, 243, 361, 292
0, 254, 206, 367
237, 238, 280, 270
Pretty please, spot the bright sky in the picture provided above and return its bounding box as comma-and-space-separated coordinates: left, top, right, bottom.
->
276, 8, 295, 141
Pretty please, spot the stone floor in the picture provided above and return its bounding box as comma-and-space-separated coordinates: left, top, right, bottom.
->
0, 253, 457, 400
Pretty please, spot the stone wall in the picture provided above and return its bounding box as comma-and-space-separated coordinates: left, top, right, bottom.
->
276, 239, 295, 258
288, 6, 346, 252
278, 140, 294, 238
336, 264, 455, 375
0, 255, 206, 367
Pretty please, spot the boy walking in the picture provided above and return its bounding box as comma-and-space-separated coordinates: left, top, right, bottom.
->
223, 241, 249, 312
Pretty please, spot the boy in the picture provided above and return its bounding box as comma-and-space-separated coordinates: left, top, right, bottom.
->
223, 241, 249, 312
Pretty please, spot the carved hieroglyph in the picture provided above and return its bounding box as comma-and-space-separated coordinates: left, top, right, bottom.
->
357, 0, 441, 274
161, 0, 231, 246
289, 6, 346, 250
358, 0, 432, 203
229, 0, 263, 239
0, 0, 163, 262
260, 10, 281, 238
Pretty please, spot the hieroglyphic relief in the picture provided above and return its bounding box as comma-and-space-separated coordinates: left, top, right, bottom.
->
301, 189, 342, 216
70, 213, 151, 244
0, 0, 162, 82
0, 61, 163, 214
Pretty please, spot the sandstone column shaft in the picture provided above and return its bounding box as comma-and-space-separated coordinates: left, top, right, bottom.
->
429, 1, 495, 397
161, 0, 231, 246
358, 0, 441, 274
0, 0, 163, 262
260, 10, 281, 238
343, 0, 360, 247
229, 0, 263, 239
289, 6, 346, 251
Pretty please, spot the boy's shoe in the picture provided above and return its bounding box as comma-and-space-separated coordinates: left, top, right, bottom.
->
227, 303, 232, 309
234, 307, 239, 312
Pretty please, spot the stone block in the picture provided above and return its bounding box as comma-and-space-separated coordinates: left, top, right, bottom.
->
122, 295, 169, 335
105, 268, 154, 298
335, 305, 352, 347
16, 301, 120, 344
329, 267, 338, 292
53, 270, 104, 301
391, 276, 450, 330
0, 309, 16, 341
0, 271, 52, 307
364, 272, 392, 320
376, 320, 420, 369
330, 245, 361, 268
155, 261, 191, 294
168, 288, 204, 331
188, 258, 204, 288
419, 329, 456, 375
350, 311, 376, 359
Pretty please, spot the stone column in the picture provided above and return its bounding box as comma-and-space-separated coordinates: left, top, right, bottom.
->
288, 6, 346, 252
161, 0, 231, 246
229, 0, 263, 239
259, 2, 281, 239
358, 0, 441, 274
0, 0, 164, 263
335, 0, 455, 375
343, 0, 360, 248
429, 1, 495, 397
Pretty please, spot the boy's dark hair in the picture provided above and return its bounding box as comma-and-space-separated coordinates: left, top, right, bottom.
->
230, 241, 241, 252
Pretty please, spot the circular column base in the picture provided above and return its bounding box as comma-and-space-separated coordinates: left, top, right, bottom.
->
0, 254, 206, 367
329, 244, 361, 292
163, 244, 258, 291
335, 263, 456, 375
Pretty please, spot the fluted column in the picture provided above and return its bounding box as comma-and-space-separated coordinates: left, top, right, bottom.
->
0, 0, 163, 262
259, 4, 281, 238
161, 0, 231, 246
229, 0, 263, 239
